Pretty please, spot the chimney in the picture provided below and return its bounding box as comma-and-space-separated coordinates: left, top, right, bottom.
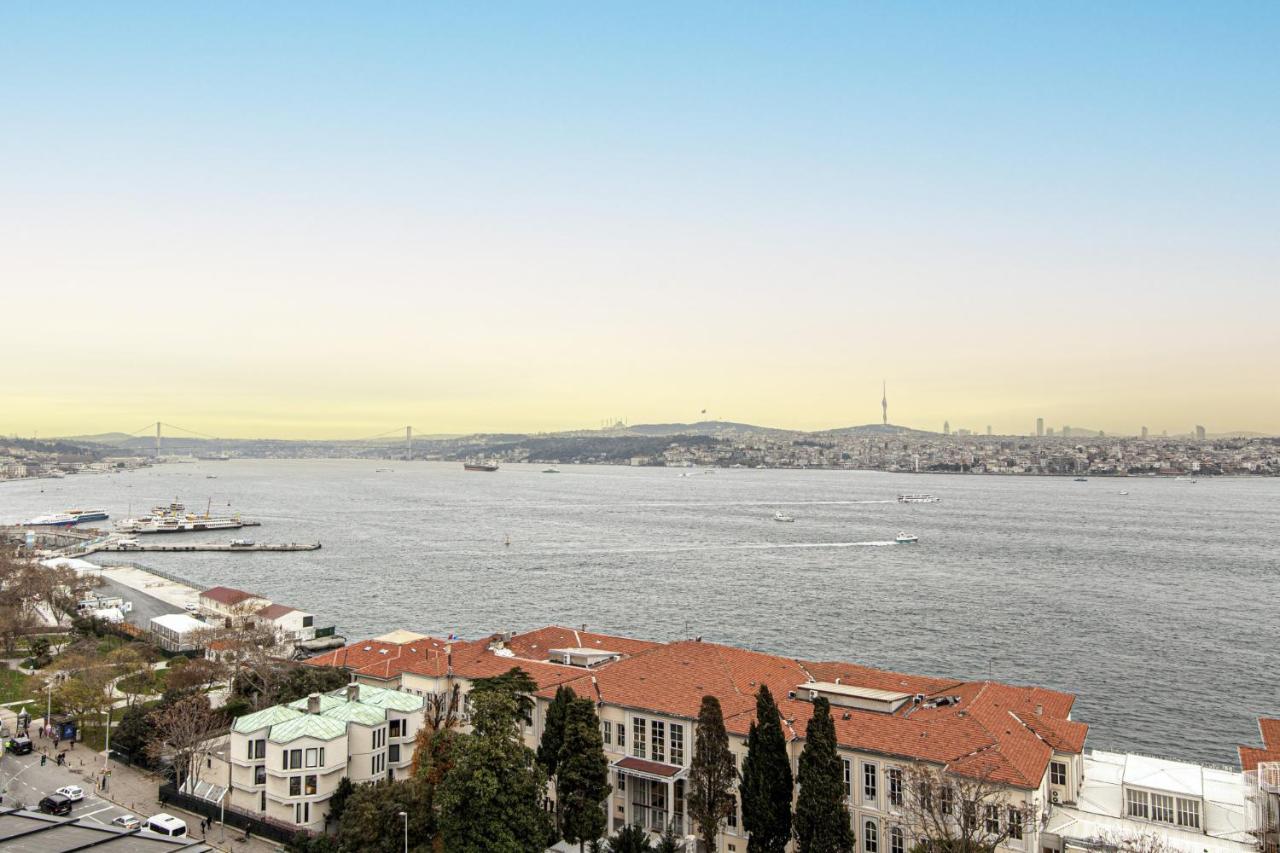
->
306, 693, 321, 714
346, 683, 359, 703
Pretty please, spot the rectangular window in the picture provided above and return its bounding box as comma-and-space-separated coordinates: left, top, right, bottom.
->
319, 747, 325, 767
1008, 807, 1024, 840
1176, 798, 1201, 829
260, 791, 266, 812
254, 739, 266, 759
726, 793, 738, 829
651, 721, 666, 763
632, 717, 647, 759
302, 615, 313, 627
864, 762, 878, 801
1051, 761, 1067, 786
888, 768, 903, 806
919, 781, 933, 811
843, 759, 852, 799
305, 748, 318, 768
891, 827, 905, 853
674, 779, 685, 820
1151, 793, 1174, 823
962, 802, 976, 832
289, 776, 301, 796
603, 721, 612, 745
1126, 789, 1149, 819
289, 748, 302, 770
390, 719, 403, 738
617, 722, 625, 748
617, 771, 626, 792
670, 724, 685, 765
985, 804, 1000, 834
305, 775, 317, 795
390, 744, 400, 763
254, 765, 266, 785
941, 786, 954, 816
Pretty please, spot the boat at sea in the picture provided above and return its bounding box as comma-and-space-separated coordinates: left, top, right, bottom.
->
115, 499, 249, 534
542, 467, 561, 474
897, 494, 940, 503
1119, 490, 1129, 495
463, 460, 499, 472
773, 511, 795, 523
895, 532, 919, 544
1073, 477, 1088, 482
1174, 476, 1198, 483
22, 508, 109, 527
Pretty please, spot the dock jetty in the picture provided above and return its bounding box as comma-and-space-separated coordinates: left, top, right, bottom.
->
93, 541, 321, 553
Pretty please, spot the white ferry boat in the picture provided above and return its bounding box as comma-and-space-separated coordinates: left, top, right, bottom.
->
117, 513, 245, 534
773, 511, 795, 523
23, 508, 109, 527
897, 494, 940, 503
895, 532, 919, 544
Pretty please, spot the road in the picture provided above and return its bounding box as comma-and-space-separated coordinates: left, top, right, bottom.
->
95, 574, 184, 627
0, 741, 140, 829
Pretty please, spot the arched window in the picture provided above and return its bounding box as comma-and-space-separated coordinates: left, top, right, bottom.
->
865, 819, 879, 853
891, 826, 905, 853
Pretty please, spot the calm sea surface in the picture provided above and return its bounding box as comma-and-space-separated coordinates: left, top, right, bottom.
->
3, 460, 1276, 765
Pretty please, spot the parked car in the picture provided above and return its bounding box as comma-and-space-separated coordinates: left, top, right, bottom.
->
7, 736, 32, 755
55, 785, 85, 802
111, 814, 142, 830
38, 794, 73, 816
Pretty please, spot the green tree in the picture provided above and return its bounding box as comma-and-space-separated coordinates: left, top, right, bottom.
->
336, 778, 434, 853
606, 824, 653, 853
558, 697, 611, 851
111, 703, 154, 766
470, 666, 539, 725
687, 695, 737, 853
437, 687, 554, 852
327, 776, 355, 827
741, 685, 793, 853
793, 697, 852, 853
655, 824, 682, 853
538, 684, 575, 777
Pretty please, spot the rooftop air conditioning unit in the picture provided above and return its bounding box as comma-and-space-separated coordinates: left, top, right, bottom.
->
1051, 791, 1060, 804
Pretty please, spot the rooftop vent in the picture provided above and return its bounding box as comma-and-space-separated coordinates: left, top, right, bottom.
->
799, 682, 912, 714
306, 693, 321, 714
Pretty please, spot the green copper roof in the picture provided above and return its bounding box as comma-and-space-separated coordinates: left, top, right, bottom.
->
321, 701, 386, 726
233, 705, 303, 735
286, 694, 345, 713
269, 714, 348, 743
344, 684, 425, 713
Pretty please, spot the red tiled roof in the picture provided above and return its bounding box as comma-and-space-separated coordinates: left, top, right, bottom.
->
201, 586, 259, 606
1239, 717, 1280, 772
614, 756, 684, 778
496, 626, 661, 660
256, 603, 296, 620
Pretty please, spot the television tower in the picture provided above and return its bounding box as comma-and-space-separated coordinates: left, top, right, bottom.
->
881, 381, 888, 427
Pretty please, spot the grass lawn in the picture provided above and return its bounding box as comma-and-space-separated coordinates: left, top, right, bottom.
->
0, 666, 35, 705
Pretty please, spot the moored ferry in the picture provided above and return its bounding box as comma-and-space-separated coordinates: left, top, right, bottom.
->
23, 508, 109, 526
463, 459, 499, 472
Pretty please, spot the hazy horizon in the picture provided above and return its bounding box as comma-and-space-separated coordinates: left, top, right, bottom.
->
3, 4, 1277, 439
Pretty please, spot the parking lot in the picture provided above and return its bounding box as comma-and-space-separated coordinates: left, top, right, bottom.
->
0, 744, 147, 830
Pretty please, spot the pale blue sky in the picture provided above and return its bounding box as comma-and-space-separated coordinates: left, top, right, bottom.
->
2, 3, 1277, 436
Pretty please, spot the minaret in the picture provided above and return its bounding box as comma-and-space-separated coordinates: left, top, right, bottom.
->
881, 381, 888, 427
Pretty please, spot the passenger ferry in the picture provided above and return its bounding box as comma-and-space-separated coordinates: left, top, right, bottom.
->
897, 494, 940, 503
22, 508, 109, 526
463, 459, 500, 472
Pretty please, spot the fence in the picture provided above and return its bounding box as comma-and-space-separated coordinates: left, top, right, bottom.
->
95, 560, 209, 592
158, 782, 313, 845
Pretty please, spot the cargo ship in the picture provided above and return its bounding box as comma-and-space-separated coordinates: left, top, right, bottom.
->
463, 460, 500, 472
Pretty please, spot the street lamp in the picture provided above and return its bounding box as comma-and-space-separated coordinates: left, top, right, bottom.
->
398, 810, 408, 853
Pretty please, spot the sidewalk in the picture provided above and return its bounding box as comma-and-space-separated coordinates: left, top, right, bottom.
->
100, 757, 282, 853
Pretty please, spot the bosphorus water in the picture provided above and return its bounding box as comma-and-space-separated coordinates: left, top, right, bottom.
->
4, 460, 1276, 765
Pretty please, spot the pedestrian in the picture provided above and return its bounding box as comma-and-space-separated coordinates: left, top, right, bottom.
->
40, 753, 47, 766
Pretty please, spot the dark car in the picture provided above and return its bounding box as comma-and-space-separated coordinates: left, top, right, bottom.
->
39, 794, 73, 816
7, 736, 32, 755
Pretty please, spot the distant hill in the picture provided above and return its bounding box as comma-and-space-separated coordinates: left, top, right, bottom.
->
61, 432, 136, 444
618, 421, 794, 438
817, 423, 937, 438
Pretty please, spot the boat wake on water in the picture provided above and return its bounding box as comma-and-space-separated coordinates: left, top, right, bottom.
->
533, 540, 899, 556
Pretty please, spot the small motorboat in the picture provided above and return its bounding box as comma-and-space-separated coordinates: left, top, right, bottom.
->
1073, 477, 1088, 482
895, 532, 919, 545
773, 511, 795, 523
1119, 490, 1129, 495
542, 467, 561, 474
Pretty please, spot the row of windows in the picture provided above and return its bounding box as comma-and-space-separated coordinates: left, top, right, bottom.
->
295, 801, 310, 825
617, 717, 686, 765
282, 747, 325, 770
288, 775, 318, 797
1126, 789, 1201, 829
841, 760, 904, 807
372, 727, 387, 749
371, 752, 387, 775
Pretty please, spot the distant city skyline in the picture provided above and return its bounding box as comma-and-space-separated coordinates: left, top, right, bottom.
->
2, 5, 1277, 439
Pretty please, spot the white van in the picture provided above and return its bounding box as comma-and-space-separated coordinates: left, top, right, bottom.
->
145, 813, 188, 837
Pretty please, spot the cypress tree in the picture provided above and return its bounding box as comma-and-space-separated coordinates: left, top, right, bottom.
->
687, 695, 737, 853
794, 697, 852, 853
558, 697, 612, 852
741, 685, 793, 853
538, 685, 575, 778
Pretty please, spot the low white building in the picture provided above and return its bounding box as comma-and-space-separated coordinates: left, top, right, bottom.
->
1043, 750, 1257, 853
150, 613, 209, 653
254, 603, 317, 646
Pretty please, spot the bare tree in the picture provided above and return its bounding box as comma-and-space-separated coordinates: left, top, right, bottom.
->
899, 761, 1025, 853
148, 694, 225, 789
1089, 830, 1174, 853
192, 601, 283, 709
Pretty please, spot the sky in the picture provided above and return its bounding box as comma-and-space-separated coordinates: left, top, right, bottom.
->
2, 3, 1277, 439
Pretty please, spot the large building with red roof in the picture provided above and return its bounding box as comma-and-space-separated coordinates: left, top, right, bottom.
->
1240, 717, 1280, 853
308, 625, 1093, 853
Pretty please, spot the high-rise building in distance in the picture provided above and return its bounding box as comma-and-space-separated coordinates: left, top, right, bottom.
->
1063, 425, 1071, 438
1036, 417, 1044, 437
943, 420, 950, 436
1141, 426, 1149, 439
881, 381, 888, 427
1195, 425, 1206, 441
